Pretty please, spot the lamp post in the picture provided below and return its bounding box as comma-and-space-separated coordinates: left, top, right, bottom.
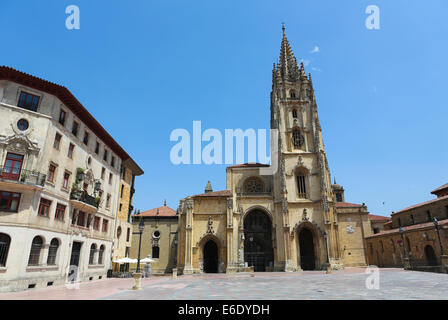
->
323, 232, 331, 274
399, 227, 410, 269
132, 213, 144, 290
433, 218, 444, 256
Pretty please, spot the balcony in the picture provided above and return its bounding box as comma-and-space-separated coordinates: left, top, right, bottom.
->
0, 166, 46, 188
70, 190, 99, 214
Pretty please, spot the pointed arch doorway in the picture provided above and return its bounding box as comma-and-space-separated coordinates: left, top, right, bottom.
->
424, 245, 438, 266
299, 228, 316, 270
203, 240, 219, 273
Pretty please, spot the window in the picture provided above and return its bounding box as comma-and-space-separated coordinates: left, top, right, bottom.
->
47, 239, 59, 265
120, 184, 124, 198
102, 219, 108, 232
89, 244, 97, 265
297, 174, 307, 198
244, 177, 263, 193
0, 191, 21, 212
77, 211, 85, 227
292, 109, 298, 118
47, 164, 56, 183
410, 214, 415, 225
106, 194, 111, 209
292, 129, 304, 148
95, 142, 100, 154
98, 245, 105, 264
111, 156, 115, 168
17, 119, 29, 131
86, 214, 92, 228
109, 173, 113, 185
0, 233, 11, 267
290, 90, 296, 98
93, 217, 100, 230
18, 91, 39, 112
62, 171, 70, 189
53, 133, 62, 150
83, 131, 89, 146
28, 236, 43, 266
117, 226, 122, 239
55, 203, 66, 221
426, 211, 431, 222
119, 203, 122, 212
103, 149, 108, 162
398, 218, 401, 227
121, 166, 125, 179
38, 198, 52, 217
2, 152, 24, 181
68, 143, 75, 159
72, 121, 79, 136
59, 109, 66, 126
446, 206, 448, 219
335, 193, 343, 202
126, 228, 130, 242
152, 246, 160, 259
101, 167, 106, 180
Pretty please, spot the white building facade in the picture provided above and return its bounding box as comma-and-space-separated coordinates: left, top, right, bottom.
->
0, 66, 138, 292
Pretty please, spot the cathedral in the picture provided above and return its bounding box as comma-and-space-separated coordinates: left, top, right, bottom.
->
176, 27, 372, 274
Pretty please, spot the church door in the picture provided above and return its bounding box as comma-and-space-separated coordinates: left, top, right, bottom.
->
424, 245, 438, 266
299, 228, 315, 270
203, 240, 218, 273
244, 210, 274, 272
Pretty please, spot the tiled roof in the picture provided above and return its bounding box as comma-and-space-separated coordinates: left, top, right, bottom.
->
193, 190, 232, 197
391, 194, 448, 216
431, 183, 448, 195
227, 163, 270, 169
368, 214, 392, 222
134, 205, 177, 217
0, 66, 142, 171
365, 218, 448, 239
335, 202, 363, 208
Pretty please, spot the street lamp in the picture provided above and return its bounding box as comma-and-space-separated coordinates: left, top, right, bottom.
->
399, 227, 410, 269
433, 218, 444, 256
132, 214, 145, 290
323, 232, 331, 274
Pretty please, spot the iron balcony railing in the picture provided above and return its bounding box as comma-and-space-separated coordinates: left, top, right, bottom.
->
70, 190, 99, 208
0, 166, 46, 187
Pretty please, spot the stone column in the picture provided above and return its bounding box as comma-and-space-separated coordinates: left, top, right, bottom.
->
183, 199, 194, 274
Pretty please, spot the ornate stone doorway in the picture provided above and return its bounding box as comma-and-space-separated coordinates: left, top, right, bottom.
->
244, 209, 274, 272
203, 240, 219, 273
424, 245, 438, 266
299, 228, 315, 270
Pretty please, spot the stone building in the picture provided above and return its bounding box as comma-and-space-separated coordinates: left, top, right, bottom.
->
0, 66, 141, 291
365, 183, 448, 272
368, 214, 391, 234
176, 27, 372, 274
130, 202, 178, 274
112, 158, 143, 271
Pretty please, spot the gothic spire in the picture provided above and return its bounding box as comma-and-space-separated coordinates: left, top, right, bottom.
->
277, 25, 299, 81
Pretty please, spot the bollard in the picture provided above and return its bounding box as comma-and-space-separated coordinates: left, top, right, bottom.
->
172, 268, 178, 279
250, 266, 255, 277
132, 272, 142, 290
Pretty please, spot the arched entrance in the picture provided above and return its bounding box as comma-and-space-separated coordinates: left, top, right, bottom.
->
424, 245, 438, 266
244, 209, 274, 271
299, 228, 315, 270
203, 240, 218, 273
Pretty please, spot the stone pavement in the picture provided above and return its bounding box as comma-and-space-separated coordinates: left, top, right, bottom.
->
1, 268, 447, 300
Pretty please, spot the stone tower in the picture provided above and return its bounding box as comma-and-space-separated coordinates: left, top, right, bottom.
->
270, 26, 340, 271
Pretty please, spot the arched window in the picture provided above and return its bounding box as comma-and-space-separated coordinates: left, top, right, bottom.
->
89, 244, 97, 265
243, 177, 264, 193
98, 245, 105, 264
117, 226, 122, 239
47, 238, 59, 265
290, 90, 296, 98
406, 238, 411, 253
380, 241, 384, 253
0, 233, 11, 267
292, 129, 304, 148
152, 246, 160, 259
28, 236, 43, 266
296, 169, 307, 198
390, 239, 395, 252
292, 109, 298, 119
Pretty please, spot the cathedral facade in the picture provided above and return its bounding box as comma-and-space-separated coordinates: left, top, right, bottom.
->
176, 27, 372, 274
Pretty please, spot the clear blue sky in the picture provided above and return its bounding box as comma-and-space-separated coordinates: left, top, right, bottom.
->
1, 1, 447, 217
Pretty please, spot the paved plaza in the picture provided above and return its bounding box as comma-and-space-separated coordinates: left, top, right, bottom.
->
0, 268, 447, 300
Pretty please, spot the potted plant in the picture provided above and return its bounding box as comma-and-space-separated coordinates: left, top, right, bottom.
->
94, 196, 101, 207
71, 183, 82, 200
20, 172, 27, 182
76, 167, 85, 182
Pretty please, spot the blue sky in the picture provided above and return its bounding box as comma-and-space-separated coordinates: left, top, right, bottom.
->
1, 0, 447, 217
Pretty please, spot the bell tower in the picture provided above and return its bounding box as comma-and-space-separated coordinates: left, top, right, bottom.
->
270, 26, 339, 271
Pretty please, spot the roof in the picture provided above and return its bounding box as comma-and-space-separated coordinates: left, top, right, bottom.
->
431, 183, 448, 195
368, 214, 392, 222
134, 205, 177, 217
0, 66, 141, 168
365, 219, 448, 239
391, 194, 448, 216
192, 190, 232, 197
334, 202, 363, 208
227, 163, 270, 169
